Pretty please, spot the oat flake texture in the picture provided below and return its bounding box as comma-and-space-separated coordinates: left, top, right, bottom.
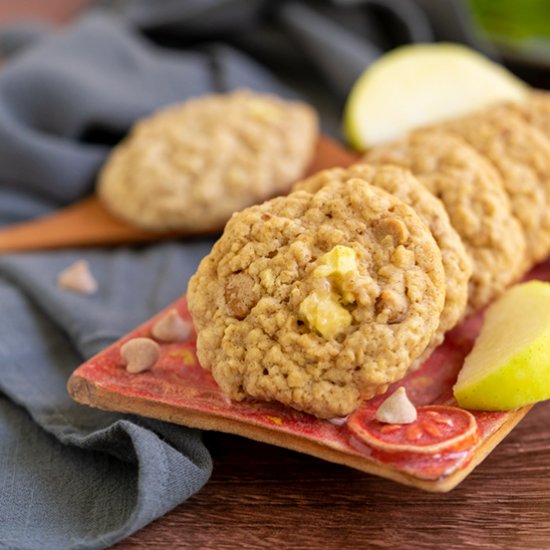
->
365, 129, 527, 312
188, 166, 445, 418
295, 163, 471, 355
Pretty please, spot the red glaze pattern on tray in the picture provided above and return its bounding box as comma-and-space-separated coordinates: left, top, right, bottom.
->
70, 260, 550, 486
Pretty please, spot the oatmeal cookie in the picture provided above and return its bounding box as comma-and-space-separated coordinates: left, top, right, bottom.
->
294, 164, 471, 350
97, 89, 319, 232
188, 166, 446, 419
440, 106, 550, 264
364, 129, 527, 312
500, 91, 550, 142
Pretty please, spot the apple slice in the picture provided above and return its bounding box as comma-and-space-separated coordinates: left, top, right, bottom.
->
454, 281, 550, 410
343, 43, 528, 150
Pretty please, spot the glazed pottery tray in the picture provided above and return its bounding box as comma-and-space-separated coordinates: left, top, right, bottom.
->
68, 262, 550, 492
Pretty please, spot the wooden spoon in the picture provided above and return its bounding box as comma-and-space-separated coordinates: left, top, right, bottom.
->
0, 136, 358, 253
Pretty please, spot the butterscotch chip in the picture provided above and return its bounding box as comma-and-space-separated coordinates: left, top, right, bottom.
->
224, 272, 260, 320
57, 260, 98, 295
375, 387, 417, 424
151, 310, 192, 342
188, 166, 445, 419
97, 89, 318, 233
364, 130, 527, 312
121, 338, 160, 374
372, 216, 409, 245
440, 106, 550, 264
294, 164, 471, 353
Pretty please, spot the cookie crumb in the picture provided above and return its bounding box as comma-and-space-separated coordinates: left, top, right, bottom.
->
121, 337, 160, 374
375, 387, 417, 424
57, 260, 97, 295
152, 309, 192, 342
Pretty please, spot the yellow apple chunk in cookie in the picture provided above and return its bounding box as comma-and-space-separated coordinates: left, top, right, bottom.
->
299, 245, 357, 338
454, 281, 550, 410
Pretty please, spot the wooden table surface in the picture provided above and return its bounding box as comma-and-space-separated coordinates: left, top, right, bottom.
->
112, 402, 550, 549
5, 2, 550, 549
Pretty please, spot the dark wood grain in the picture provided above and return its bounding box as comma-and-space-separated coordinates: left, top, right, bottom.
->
113, 402, 550, 550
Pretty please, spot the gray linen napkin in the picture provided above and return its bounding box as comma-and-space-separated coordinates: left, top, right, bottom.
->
0, 2, 491, 548
0, 246, 213, 550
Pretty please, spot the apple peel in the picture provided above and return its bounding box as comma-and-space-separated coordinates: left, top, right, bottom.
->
454, 281, 550, 410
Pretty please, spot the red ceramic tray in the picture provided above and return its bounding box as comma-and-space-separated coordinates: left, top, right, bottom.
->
68, 261, 550, 492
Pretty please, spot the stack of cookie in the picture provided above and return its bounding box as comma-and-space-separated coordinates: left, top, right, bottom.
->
188, 92, 550, 419
364, 96, 550, 310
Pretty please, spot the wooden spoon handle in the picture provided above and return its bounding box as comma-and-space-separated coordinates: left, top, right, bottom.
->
0, 196, 180, 252
0, 136, 359, 253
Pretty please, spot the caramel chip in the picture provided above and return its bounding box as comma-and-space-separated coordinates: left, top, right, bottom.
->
121, 337, 160, 374
152, 309, 192, 342
57, 260, 98, 295
375, 387, 417, 425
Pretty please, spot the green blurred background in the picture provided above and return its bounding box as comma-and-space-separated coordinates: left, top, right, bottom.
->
471, 0, 550, 68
